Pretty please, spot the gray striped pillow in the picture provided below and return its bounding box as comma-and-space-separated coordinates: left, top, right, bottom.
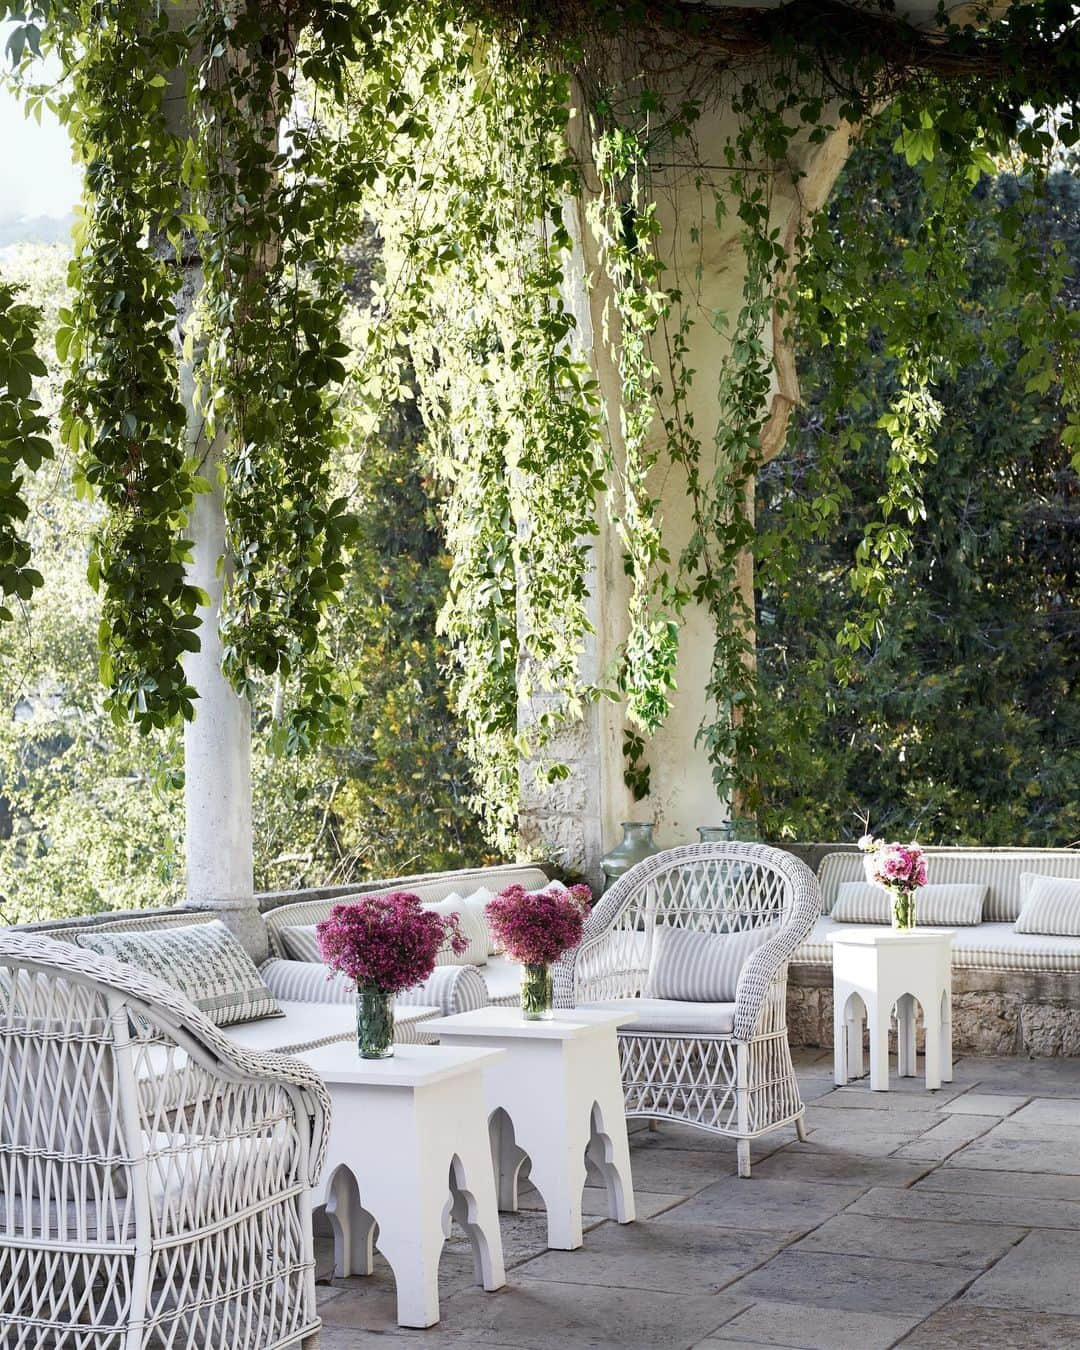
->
831, 883, 890, 924
832, 882, 986, 926
1015, 875, 1080, 936
77, 920, 283, 1027
280, 924, 323, 963
645, 923, 778, 1003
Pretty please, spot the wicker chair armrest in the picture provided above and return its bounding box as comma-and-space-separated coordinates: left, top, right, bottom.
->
0, 931, 332, 1185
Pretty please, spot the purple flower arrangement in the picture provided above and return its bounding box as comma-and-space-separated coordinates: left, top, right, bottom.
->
485, 883, 592, 966
316, 891, 466, 994
859, 834, 927, 929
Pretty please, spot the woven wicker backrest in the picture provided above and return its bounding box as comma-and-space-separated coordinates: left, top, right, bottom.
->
818, 847, 1080, 921
564, 843, 821, 1005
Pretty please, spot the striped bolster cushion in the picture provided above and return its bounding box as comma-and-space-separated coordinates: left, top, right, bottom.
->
1015, 875, 1080, 936
832, 882, 987, 926
645, 923, 778, 1003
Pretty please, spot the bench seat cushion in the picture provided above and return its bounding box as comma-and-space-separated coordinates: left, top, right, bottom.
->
794, 917, 1080, 974
578, 998, 736, 1036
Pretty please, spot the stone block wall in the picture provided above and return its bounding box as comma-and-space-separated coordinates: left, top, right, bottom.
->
788, 964, 1080, 1058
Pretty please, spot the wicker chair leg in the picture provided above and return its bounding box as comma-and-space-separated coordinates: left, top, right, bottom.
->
795, 1113, 808, 1142
302, 1332, 322, 1349
737, 1137, 751, 1178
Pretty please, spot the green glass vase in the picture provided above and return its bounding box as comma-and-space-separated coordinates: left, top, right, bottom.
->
521, 963, 554, 1020
356, 983, 395, 1058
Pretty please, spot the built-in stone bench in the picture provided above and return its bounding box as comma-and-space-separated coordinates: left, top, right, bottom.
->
777, 844, 1080, 1057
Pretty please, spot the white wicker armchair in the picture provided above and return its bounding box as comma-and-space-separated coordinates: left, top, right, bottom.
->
0, 931, 330, 1349
554, 843, 821, 1176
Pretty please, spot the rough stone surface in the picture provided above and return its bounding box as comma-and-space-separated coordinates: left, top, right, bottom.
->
310, 1053, 1080, 1348
1022, 1002, 1080, 1057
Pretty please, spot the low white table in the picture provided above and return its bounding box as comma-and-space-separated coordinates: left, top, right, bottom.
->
829, 927, 955, 1091
425, 1007, 636, 1250
298, 1041, 507, 1328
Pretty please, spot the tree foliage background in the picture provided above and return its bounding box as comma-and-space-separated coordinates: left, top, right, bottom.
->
757, 129, 1080, 845
0, 240, 486, 925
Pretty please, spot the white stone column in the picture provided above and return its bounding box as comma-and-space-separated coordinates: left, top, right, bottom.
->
519, 102, 852, 876
175, 271, 263, 959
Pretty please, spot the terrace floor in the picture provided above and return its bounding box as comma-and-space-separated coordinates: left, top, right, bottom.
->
312, 1049, 1080, 1348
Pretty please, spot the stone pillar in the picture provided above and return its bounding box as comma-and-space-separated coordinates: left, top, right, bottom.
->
519, 104, 852, 877
175, 273, 263, 959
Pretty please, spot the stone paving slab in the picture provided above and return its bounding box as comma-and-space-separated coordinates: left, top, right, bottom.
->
941, 1091, 1030, 1116
943, 1131, 1080, 1175
694, 1299, 921, 1349
724, 1249, 974, 1316
427, 1278, 749, 1349
793, 1212, 1026, 1268
792, 1130, 922, 1158
963, 1230, 1080, 1314
749, 1146, 934, 1188
850, 1182, 1080, 1230
655, 1175, 864, 1237
516, 1183, 684, 1221
914, 1164, 1080, 1200
513, 1219, 785, 1296
803, 1103, 948, 1133
897, 1305, 1080, 1347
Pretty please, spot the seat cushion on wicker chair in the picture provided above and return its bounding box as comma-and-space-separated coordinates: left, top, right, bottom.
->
644, 923, 778, 1002
1015, 875, 1080, 936
76, 921, 282, 1027
578, 997, 736, 1035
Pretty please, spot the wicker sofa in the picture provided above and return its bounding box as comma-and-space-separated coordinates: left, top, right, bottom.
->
785, 846, 1080, 1056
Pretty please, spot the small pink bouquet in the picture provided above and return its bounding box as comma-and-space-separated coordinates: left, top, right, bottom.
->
486, 883, 592, 1019
858, 834, 927, 929
317, 891, 466, 1057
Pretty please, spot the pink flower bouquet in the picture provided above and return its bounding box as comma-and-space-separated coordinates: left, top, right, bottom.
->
858, 834, 927, 929
486, 883, 592, 1019
317, 891, 466, 1056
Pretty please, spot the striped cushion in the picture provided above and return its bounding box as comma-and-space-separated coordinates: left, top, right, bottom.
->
818, 849, 1080, 921
645, 923, 778, 1002
794, 917, 1080, 973
280, 924, 322, 964
832, 882, 986, 926
831, 883, 890, 924
77, 920, 282, 1027
1015, 875, 1080, 936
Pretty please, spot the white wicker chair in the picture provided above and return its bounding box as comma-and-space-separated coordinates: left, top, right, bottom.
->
0, 931, 330, 1349
554, 842, 821, 1176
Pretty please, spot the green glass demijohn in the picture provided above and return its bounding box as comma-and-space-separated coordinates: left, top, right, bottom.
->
600, 821, 660, 892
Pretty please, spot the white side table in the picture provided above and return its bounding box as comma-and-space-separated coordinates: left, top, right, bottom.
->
298, 1042, 507, 1328
829, 928, 955, 1091
425, 1007, 636, 1250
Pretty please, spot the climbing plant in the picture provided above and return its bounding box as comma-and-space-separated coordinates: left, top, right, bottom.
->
1, 0, 1078, 847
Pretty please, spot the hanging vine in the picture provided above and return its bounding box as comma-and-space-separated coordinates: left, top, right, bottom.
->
1, 0, 1077, 850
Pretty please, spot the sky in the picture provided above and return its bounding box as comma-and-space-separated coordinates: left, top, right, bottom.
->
0, 61, 80, 221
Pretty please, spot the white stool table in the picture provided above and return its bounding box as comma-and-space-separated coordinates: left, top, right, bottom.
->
829, 928, 955, 1091
298, 1041, 507, 1328
425, 1007, 636, 1250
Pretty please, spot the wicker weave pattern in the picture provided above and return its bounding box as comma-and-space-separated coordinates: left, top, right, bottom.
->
0, 930, 329, 1348
554, 843, 820, 1175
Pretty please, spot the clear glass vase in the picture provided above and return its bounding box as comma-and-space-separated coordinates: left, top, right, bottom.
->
356, 983, 395, 1058
697, 823, 734, 842
521, 963, 554, 1021
600, 821, 660, 891
892, 889, 917, 931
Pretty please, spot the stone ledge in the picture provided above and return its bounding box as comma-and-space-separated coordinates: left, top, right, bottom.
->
788, 963, 1080, 1057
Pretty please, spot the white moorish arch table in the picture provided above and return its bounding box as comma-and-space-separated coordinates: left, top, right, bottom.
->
425, 1006, 636, 1251
298, 1040, 507, 1328
830, 927, 956, 1092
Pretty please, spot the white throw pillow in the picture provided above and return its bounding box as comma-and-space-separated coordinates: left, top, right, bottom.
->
1015, 875, 1080, 936
644, 923, 778, 1003
831, 883, 890, 924
424, 897, 489, 966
